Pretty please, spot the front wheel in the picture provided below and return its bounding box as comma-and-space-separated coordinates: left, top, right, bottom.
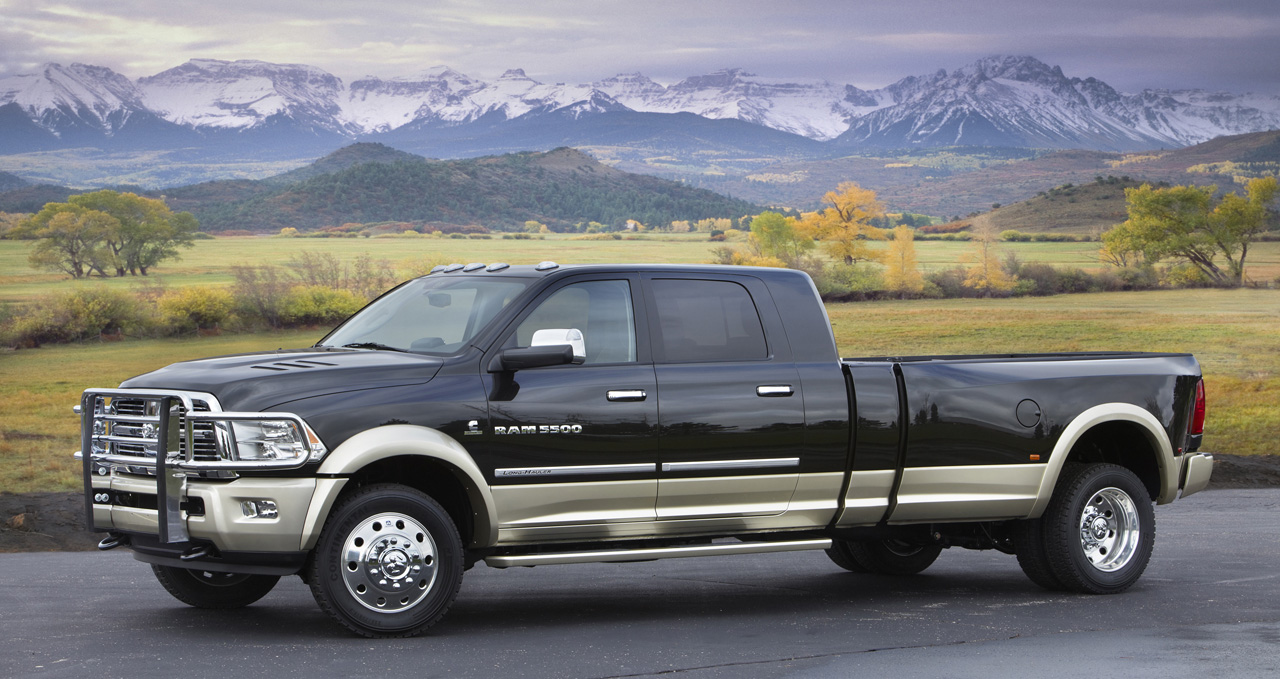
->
1041, 463, 1155, 594
151, 565, 279, 608
307, 484, 464, 638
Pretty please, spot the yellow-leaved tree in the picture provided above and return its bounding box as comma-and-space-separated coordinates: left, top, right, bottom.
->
882, 225, 924, 296
798, 182, 887, 265
962, 223, 1016, 295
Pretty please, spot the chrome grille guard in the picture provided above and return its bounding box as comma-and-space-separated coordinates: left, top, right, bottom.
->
78, 388, 319, 543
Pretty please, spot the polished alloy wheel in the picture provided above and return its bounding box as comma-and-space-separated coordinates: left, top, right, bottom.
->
341, 512, 438, 613
1077, 486, 1140, 572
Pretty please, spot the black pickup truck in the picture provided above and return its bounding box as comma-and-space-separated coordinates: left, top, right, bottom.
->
77, 263, 1212, 637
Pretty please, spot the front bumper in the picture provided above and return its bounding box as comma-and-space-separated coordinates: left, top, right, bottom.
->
1179, 452, 1214, 498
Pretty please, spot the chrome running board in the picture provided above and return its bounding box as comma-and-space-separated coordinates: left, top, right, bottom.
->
485, 538, 832, 568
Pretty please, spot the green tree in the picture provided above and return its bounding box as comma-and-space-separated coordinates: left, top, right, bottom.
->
1101, 178, 1278, 286
883, 225, 924, 296
748, 211, 813, 265
17, 190, 198, 277
797, 182, 886, 265
12, 205, 118, 279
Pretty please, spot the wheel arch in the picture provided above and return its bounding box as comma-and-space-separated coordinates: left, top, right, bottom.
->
1029, 404, 1177, 517
308, 425, 497, 549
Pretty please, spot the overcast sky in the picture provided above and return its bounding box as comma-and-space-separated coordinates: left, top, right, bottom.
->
2, 0, 1278, 93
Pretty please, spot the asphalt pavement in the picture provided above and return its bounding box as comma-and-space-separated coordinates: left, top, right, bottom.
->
1, 489, 1277, 679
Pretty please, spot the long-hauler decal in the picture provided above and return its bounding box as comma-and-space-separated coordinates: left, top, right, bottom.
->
494, 424, 584, 435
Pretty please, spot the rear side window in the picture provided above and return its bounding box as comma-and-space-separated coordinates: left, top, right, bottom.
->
650, 279, 767, 362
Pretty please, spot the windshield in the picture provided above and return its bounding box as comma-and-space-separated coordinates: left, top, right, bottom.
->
318, 276, 532, 354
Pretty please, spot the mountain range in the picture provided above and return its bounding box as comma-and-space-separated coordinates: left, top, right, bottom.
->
3, 55, 1279, 161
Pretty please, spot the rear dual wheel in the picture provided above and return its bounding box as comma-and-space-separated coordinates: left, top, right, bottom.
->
827, 539, 942, 575
1015, 463, 1154, 594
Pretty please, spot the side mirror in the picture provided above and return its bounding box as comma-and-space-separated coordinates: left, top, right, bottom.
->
530, 329, 586, 364
488, 328, 587, 372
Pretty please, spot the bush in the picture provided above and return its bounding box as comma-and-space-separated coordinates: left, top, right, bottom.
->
1163, 263, 1213, 288
158, 287, 233, 333
279, 286, 365, 327
4, 287, 148, 347
231, 265, 289, 328
926, 267, 972, 298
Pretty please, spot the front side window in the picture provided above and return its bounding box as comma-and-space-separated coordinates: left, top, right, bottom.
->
319, 277, 531, 354
513, 280, 637, 364
650, 279, 767, 362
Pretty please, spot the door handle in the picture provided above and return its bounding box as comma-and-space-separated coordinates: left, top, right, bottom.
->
756, 385, 793, 397
607, 389, 647, 402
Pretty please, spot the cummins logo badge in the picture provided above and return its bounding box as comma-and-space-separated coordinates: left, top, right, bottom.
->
494, 424, 584, 435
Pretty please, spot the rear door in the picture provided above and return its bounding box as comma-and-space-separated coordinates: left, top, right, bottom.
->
643, 274, 805, 520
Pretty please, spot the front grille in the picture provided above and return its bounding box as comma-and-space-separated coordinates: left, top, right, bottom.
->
91, 395, 222, 464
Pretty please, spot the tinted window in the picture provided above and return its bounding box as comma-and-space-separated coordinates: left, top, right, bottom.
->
651, 279, 767, 362
514, 280, 637, 364
320, 277, 530, 354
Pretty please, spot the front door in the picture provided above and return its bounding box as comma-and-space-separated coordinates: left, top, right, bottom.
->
479, 275, 658, 542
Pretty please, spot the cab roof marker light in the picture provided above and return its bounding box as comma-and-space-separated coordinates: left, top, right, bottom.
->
428, 265, 447, 274
486, 263, 510, 272
442, 263, 464, 273
535, 261, 559, 271
463, 262, 486, 272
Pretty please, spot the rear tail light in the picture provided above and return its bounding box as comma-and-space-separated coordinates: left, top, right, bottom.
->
1189, 379, 1206, 436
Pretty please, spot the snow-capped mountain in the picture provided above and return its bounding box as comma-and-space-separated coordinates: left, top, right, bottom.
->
838, 55, 1280, 150
2, 55, 1278, 156
0, 63, 148, 136
137, 59, 355, 135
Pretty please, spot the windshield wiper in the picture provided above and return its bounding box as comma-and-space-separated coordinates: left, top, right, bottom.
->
341, 342, 407, 352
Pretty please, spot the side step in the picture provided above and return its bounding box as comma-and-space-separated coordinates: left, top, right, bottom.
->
485, 538, 832, 568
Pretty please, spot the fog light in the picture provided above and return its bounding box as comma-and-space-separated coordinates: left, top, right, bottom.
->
240, 500, 279, 519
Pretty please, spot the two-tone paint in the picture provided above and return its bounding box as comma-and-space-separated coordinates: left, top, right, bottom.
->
87, 264, 1210, 574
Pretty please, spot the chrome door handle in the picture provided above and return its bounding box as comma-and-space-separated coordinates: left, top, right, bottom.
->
756, 385, 793, 397
607, 389, 647, 402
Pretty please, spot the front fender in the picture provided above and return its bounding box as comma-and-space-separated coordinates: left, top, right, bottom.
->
1028, 403, 1177, 518
310, 425, 497, 548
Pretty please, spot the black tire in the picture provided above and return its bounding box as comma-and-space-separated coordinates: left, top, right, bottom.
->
1011, 519, 1065, 591
846, 539, 942, 575
1042, 463, 1155, 594
307, 484, 464, 638
825, 540, 869, 572
151, 565, 279, 609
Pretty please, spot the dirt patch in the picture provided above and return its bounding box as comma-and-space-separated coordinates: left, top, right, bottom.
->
3, 453, 1277, 553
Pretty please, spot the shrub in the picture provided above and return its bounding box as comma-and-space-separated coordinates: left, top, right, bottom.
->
4, 287, 148, 347
1163, 263, 1213, 288
926, 267, 972, 298
231, 265, 289, 328
158, 287, 233, 333
279, 286, 365, 327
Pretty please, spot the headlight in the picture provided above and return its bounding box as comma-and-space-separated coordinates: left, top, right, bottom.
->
229, 419, 328, 463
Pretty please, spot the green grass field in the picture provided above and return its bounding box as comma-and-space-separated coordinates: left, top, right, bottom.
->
5, 235, 1278, 305
1, 288, 1275, 493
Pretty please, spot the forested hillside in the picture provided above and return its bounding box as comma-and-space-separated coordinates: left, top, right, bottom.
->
161, 145, 761, 231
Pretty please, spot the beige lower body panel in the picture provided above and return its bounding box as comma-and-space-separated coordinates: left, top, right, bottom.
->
93, 473, 320, 553
889, 464, 1044, 523
834, 469, 896, 526
493, 479, 657, 530
494, 472, 842, 545
1179, 452, 1213, 498
656, 473, 800, 520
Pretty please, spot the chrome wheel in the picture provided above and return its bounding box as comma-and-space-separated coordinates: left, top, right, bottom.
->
341, 512, 439, 614
1077, 487, 1140, 573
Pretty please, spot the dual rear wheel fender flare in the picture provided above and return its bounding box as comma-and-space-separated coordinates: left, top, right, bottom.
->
1029, 404, 1176, 518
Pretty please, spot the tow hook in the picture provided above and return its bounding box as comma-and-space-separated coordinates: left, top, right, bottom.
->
97, 533, 127, 551
180, 545, 213, 561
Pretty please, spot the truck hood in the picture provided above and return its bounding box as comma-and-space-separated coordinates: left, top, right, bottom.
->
119, 348, 443, 412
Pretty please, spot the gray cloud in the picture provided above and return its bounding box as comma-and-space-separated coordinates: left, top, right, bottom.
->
1, 0, 1277, 93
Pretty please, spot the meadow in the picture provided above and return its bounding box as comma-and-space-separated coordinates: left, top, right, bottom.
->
1, 236, 1277, 492
7, 234, 1278, 304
